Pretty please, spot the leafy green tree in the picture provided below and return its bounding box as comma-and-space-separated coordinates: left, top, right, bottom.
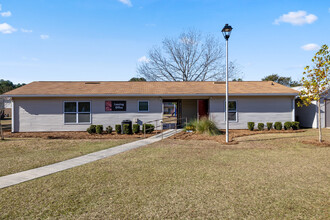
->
298, 44, 330, 142
261, 74, 301, 87
129, 77, 147, 82
0, 79, 25, 94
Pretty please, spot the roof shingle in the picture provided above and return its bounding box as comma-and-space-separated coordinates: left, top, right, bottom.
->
3, 81, 298, 97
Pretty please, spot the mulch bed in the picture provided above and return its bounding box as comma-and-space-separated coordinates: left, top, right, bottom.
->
3, 131, 159, 140
301, 140, 330, 147
170, 129, 306, 144
3, 129, 307, 143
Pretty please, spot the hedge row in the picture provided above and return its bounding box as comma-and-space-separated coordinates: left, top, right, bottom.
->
87, 124, 155, 135
247, 121, 300, 131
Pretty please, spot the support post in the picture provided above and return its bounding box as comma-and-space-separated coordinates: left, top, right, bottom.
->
225, 39, 229, 143
143, 123, 146, 138
156, 121, 158, 134
318, 100, 322, 142
0, 116, 3, 140
292, 98, 295, 121
161, 121, 163, 140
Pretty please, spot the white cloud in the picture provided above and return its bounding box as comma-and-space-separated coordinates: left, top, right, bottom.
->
22, 56, 39, 61
301, 43, 320, 51
145, 23, 156, 27
118, 0, 132, 7
1, 11, 11, 17
273, 11, 317, 25
40, 34, 49, 40
286, 64, 304, 70
0, 23, 17, 34
21, 28, 32, 33
138, 56, 150, 63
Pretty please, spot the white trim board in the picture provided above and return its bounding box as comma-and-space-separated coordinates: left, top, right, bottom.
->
2, 93, 298, 98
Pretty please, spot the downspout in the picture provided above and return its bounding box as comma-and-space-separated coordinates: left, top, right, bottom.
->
11, 99, 15, 133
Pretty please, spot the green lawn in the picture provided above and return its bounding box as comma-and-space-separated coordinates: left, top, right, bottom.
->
0, 138, 134, 176
0, 130, 329, 219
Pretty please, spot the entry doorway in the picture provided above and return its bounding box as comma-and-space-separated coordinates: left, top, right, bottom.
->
163, 100, 182, 128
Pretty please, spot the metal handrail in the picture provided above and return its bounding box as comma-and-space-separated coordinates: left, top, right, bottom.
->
142, 116, 188, 139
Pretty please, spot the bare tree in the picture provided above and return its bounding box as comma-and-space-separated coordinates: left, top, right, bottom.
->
137, 30, 239, 81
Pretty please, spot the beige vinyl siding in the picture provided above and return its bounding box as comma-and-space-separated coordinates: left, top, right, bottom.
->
13, 97, 162, 132
210, 96, 294, 129
13, 95, 296, 132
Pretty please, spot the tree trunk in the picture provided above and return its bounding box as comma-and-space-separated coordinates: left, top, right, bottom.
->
318, 100, 322, 142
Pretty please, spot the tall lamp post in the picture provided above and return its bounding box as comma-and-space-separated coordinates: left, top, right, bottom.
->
221, 24, 233, 143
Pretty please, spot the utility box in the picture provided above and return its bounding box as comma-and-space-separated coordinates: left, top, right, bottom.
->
121, 120, 132, 134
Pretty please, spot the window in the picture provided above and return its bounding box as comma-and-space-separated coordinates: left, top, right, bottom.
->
64, 101, 91, 123
138, 101, 149, 112
224, 101, 237, 122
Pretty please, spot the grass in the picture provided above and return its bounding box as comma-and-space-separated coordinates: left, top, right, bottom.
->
0, 129, 329, 219
0, 138, 134, 176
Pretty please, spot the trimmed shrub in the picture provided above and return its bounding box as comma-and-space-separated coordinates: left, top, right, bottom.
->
106, 126, 113, 134
123, 124, 132, 134
292, 121, 300, 130
274, 122, 282, 130
247, 122, 255, 131
115, 124, 121, 134
257, 123, 264, 131
142, 124, 155, 134
133, 124, 140, 134
96, 125, 103, 134
87, 125, 96, 134
87, 128, 93, 134
266, 122, 273, 131
284, 121, 292, 130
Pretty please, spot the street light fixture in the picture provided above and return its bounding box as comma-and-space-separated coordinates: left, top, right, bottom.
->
221, 24, 233, 143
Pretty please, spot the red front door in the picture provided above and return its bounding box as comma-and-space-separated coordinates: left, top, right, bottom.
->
198, 100, 209, 119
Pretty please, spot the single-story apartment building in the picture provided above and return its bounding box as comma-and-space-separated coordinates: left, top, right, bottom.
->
2, 81, 298, 132
293, 86, 330, 128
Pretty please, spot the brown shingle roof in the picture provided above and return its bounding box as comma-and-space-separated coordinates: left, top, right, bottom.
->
3, 81, 298, 97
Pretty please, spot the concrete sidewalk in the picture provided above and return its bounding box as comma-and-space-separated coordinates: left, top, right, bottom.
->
0, 129, 180, 189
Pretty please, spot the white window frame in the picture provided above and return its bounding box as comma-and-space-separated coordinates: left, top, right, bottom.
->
138, 100, 149, 112
63, 101, 92, 124
224, 100, 238, 122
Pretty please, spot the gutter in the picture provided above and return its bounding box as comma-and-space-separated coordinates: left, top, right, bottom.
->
1, 93, 298, 98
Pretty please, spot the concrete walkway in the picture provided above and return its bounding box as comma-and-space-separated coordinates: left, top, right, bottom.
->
0, 129, 181, 189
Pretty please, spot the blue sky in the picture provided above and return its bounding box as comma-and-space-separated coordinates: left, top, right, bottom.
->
0, 0, 329, 84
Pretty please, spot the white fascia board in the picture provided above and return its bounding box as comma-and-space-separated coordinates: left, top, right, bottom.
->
1, 93, 298, 98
